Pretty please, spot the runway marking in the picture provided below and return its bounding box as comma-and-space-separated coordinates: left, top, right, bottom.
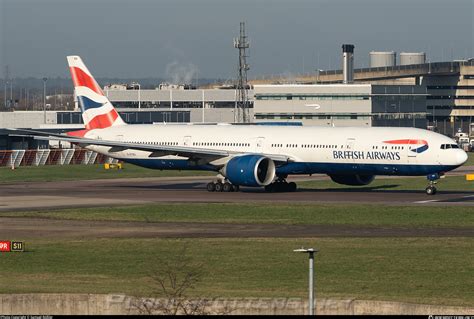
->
414, 195, 474, 204
413, 199, 440, 204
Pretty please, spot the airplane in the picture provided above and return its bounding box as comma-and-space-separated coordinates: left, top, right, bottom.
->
12, 56, 468, 195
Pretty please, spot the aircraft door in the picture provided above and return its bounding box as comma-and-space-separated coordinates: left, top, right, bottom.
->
183, 136, 192, 147
255, 137, 265, 152
346, 138, 355, 150
110, 134, 125, 156
406, 140, 418, 164
407, 139, 417, 164
344, 138, 359, 170
407, 142, 417, 157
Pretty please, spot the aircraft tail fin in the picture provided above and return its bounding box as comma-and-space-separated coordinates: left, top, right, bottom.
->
67, 56, 126, 130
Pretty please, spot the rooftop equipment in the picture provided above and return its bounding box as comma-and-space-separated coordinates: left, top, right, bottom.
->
369, 51, 396, 68
400, 52, 426, 65
342, 44, 354, 84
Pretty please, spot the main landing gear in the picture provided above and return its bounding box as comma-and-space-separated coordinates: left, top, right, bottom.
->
425, 173, 443, 195
207, 180, 239, 192
264, 177, 297, 193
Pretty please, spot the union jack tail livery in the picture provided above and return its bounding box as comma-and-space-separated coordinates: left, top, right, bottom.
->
67, 56, 126, 130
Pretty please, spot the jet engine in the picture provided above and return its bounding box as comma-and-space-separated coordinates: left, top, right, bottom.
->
223, 155, 275, 187
329, 174, 375, 186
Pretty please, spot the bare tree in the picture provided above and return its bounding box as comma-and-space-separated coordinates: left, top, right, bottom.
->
131, 244, 233, 315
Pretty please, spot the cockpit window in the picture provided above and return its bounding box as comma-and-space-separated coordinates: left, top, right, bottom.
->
440, 144, 460, 149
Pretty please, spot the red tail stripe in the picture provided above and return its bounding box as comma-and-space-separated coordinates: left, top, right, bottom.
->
85, 110, 119, 130
69, 66, 103, 96
66, 129, 90, 137
384, 139, 428, 145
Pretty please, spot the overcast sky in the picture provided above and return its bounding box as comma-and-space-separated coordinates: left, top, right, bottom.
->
0, 0, 473, 80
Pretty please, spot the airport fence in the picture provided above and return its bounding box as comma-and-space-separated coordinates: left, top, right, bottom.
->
0, 148, 118, 168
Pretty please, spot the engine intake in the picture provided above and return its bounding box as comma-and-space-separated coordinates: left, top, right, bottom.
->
224, 155, 275, 187
329, 174, 375, 186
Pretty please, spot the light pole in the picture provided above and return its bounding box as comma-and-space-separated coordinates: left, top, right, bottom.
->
202, 89, 205, 123
3, 79, 7, 109
137, 83, 141, 110
294, 247, 319, 315
42, 77, 48, 124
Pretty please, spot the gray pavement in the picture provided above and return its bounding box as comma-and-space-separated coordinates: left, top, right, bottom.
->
0, 165, 473, 212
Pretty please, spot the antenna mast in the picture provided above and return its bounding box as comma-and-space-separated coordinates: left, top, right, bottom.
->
233, 22, 250, 123
4, 65, 9, 109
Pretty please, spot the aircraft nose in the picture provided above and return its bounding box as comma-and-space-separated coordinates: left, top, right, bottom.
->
457, 150, 468, 165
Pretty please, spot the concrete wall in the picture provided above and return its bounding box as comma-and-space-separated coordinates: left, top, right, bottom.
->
0, 111, 57, 128
1, 294, 473, 315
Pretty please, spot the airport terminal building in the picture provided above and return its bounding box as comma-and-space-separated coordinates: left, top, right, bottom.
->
253, 84, 427, 128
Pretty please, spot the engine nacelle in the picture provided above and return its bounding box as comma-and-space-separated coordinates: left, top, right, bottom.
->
329, 174, 375, 186
224, 155, 275, 187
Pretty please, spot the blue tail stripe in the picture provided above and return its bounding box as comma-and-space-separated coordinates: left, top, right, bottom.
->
77, 95, 104, 112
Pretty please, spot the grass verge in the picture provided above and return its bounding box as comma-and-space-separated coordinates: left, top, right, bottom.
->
0, 237, 472, 306
1, 202, 473, 228
466, 153, 474, 166
0, 163, 212, 183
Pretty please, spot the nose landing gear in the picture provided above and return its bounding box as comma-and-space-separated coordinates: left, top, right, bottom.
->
425, 183, 437, 195
425, 173, 443, 195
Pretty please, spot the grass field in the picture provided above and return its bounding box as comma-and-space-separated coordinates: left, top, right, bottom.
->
0, 163, 212, 183
0, 237, 472, 306
2, 202, 473, 228
466, 152, 474, 166
1, 201, 473, 306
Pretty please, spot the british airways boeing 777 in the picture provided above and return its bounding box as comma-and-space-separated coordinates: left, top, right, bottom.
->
15, 56, 468, 195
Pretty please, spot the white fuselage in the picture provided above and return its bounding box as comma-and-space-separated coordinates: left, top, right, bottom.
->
83, 124, 467, 176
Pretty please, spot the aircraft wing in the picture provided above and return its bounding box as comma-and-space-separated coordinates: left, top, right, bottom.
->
10, 129, 293, 165
7, 128, 74, 138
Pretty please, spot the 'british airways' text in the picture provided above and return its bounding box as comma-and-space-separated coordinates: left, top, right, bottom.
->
333, 151, 401, 161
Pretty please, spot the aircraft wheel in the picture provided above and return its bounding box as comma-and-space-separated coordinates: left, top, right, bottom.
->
425, 186, 437, 195
264, 184, 274, 192
207, 182, 216, 192
215, 182, 224, 192
279, 182, 288, 192
233, 185, 240, 192
288, 182, 297, 192
223, 182, 233, 192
